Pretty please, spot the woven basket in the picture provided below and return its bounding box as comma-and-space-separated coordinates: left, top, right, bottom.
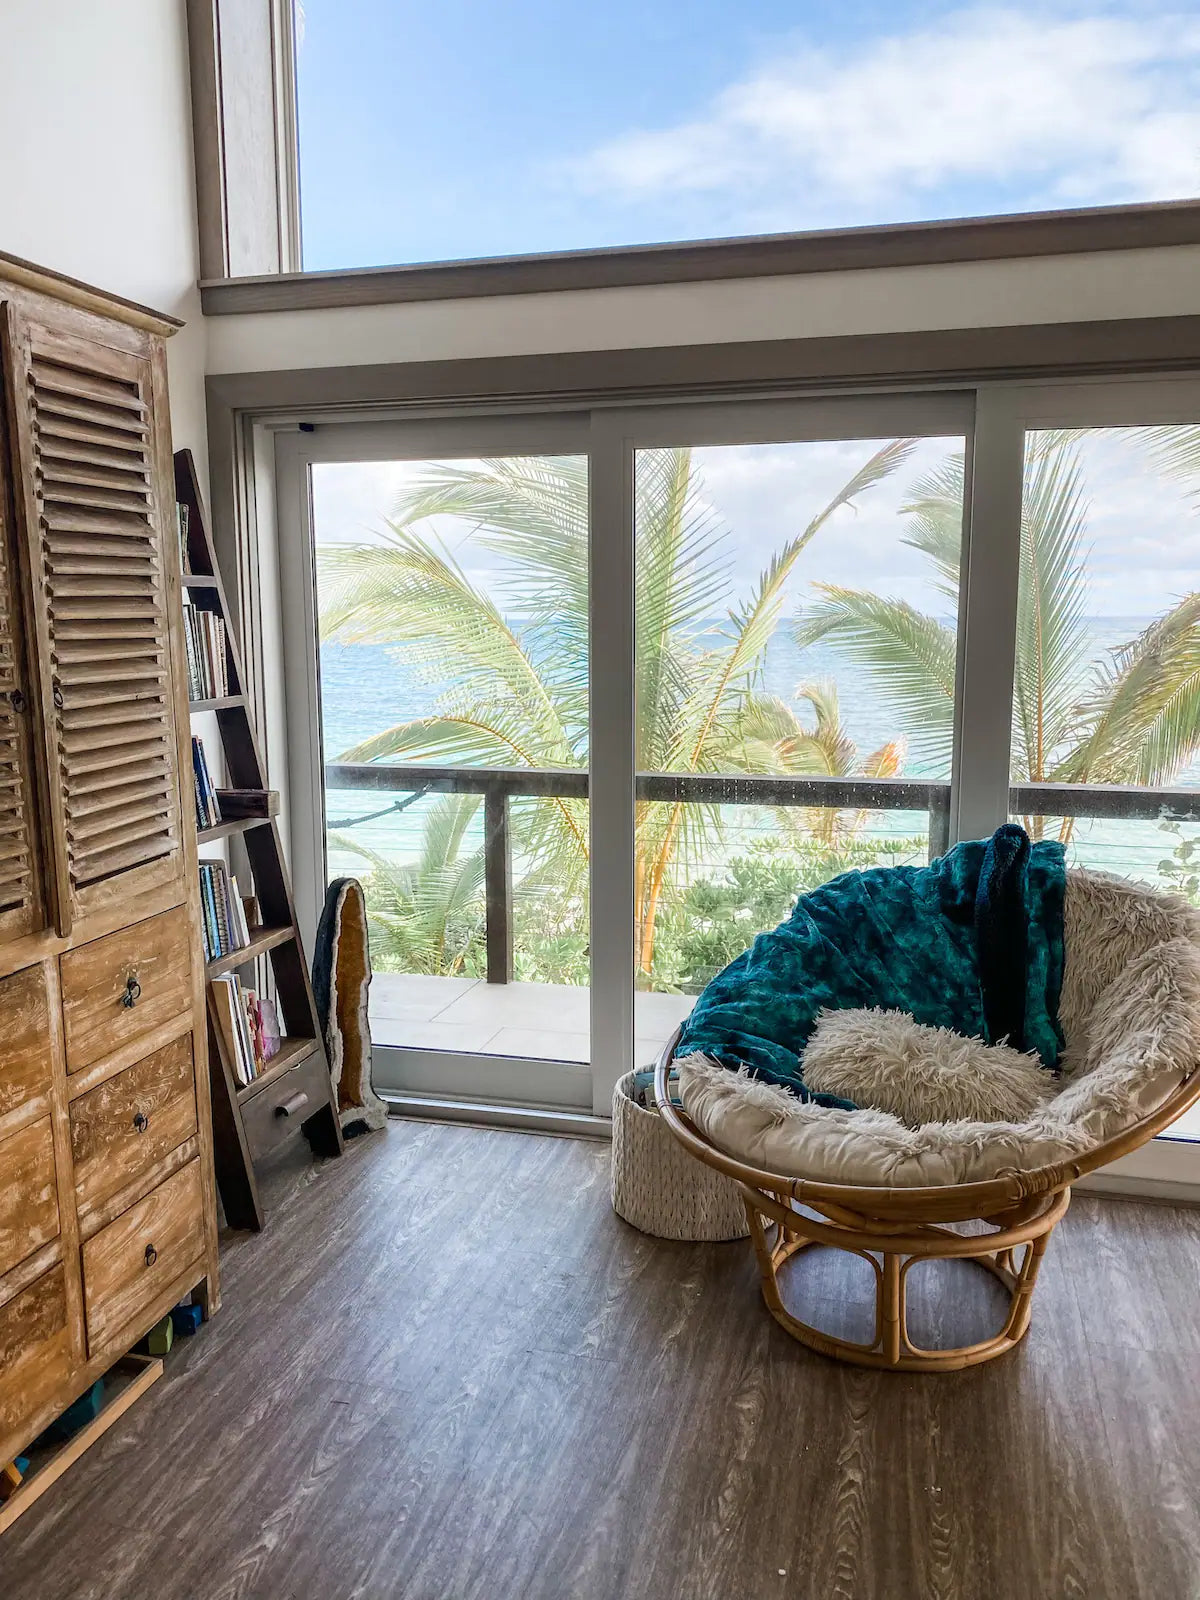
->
610, 1071, 749, 1241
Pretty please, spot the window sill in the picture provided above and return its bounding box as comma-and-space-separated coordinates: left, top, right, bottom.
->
199, 199, 1200, 316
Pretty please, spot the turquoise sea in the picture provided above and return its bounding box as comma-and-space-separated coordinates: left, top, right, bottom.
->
320, 621, 1199, 889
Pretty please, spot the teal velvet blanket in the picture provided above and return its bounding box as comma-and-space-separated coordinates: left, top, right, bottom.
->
675, 826, 1066, 1106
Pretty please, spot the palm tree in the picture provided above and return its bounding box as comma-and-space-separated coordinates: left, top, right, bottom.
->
774, 680, 904, 846
329, 794, 487, 976
319, 443, 912, 979
794, 432, 1200, 841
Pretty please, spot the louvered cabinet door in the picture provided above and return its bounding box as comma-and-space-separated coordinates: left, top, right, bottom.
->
2, 310, 185, 935
0, 441, 43, 944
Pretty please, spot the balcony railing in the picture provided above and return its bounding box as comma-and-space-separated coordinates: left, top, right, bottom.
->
326, 763, 1200, 984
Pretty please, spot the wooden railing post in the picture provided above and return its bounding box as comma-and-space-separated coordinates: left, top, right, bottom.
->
484, 787, 513, 984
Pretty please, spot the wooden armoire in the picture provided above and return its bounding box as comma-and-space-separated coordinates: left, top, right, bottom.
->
0, 253, 219, 1470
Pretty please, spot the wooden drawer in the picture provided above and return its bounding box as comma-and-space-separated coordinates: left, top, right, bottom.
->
0, 1116, 59, 1278
61, 905, 193, 1074
0, 1265, 73, 1464
81, 1158, 204, 1355
240, 1052, 327, 1162
0, 963, 54, 1129
71, 1033, 198, 1218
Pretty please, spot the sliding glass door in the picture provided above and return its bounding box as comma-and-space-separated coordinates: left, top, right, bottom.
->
999, 381, 1200, 1184
621, 402, 970, 1095
275, 379, 1200, 1182
276, 416, 595, 1112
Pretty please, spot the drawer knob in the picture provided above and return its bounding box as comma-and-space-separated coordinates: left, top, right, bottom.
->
133, 1110, 149, 1134
121, 974, 142, 1009
52, 684, 64, 710
144, 1243, 158, 1268
276, 1090, 310, 1119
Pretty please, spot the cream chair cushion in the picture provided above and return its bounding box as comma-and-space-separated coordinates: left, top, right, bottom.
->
677, 871, 1200, 1189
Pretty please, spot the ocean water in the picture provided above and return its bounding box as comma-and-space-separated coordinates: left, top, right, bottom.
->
320, 620, 1199, 889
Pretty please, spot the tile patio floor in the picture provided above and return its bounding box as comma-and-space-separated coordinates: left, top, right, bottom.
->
367, 972, 1200, 1141
369, 973, 694, 1068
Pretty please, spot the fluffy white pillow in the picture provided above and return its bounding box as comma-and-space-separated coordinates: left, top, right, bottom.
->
802, 1007, 1054, 1127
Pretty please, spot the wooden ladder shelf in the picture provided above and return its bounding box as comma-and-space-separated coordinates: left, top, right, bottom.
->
176, 449, 343, 1230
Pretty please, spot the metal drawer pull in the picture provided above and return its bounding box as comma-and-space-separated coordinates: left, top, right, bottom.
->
121, 974, 142, 1008
276, 1091, 310, 1119
144, 1243, 158, 1268
133, 1111, 149, 1134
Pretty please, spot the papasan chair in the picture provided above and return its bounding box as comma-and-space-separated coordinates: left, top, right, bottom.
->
655, 863, 1200, 1372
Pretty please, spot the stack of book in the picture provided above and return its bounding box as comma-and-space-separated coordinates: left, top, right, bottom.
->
183, 602, 229, 701
191, 736, 221, 832
210, 975, 281, 1086
198, 860, 252, 964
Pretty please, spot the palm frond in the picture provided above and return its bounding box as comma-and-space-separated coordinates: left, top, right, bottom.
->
678, 440, 917, 773
1011, 438, 1092, 781
1063, 594, 1200, 785
391, 457, 591, 699
318, 524, 579, 763
1133, 425, 1200, 506
900, 454, 965, 601
794, 586, 957, 770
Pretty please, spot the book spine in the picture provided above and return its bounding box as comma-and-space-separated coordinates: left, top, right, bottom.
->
183, 609, 200, 701
199, 742, 221, 824
213, 616, 228, 697
227, 875, 250, 948
194, 738, 219, 828
210, 862, 231, 956
204, 865, 221, 962
200, 612, 215, 700
191, 737, 208, 831
176, 502, 190, 574
230, 975, 257, 1081
198, 864, 217, 962
211, 977, 245, 1085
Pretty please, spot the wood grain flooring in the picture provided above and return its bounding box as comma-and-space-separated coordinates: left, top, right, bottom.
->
2, 1121, 1199, 1600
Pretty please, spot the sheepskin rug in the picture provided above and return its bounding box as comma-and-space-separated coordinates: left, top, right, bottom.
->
802, 1008, 1053, 1127
678, 869, 1200, 1189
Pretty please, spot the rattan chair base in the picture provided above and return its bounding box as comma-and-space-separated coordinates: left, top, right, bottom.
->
742, 1183, 1070, 1372
654, 1025, 1200, 1374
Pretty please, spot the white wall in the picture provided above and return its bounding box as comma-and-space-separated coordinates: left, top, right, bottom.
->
0, 0, 207, 477
205, 243, 1200, 376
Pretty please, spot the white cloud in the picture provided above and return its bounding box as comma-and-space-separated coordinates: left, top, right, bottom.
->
568, 7, 1200, 218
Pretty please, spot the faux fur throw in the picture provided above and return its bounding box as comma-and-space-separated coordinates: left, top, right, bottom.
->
802, 1008, 1054, 1127
675, 826, 1066, 1104
312, 877, 388, 1135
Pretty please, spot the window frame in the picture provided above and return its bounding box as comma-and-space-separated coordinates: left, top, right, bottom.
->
269, 373, 1200, 1190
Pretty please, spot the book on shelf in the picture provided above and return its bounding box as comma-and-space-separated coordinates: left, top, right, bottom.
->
183, 599, 229, 701
191, 736, 222, 831
259, 996, 281, 1062
211, 975, 283, 1086
176, 501, 190, 574
198, 860, 252, 964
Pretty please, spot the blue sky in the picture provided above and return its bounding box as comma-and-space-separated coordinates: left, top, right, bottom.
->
296, 0, 1200, 270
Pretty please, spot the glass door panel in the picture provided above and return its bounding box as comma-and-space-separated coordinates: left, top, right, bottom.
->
311, 453, 591, 1072
1006, 423, 1200, 1140
631, 432, 967, 1065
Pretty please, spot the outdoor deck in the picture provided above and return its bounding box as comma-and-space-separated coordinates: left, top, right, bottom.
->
369, 973, 694, 1067
368, 972, 1200, 1141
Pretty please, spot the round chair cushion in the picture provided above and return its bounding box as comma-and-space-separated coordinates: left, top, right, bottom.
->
678, 871, 1200, 1189
801, 1008, 1053, 1127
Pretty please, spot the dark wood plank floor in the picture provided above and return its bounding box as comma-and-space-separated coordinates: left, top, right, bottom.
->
4, 1122, 1199, 1600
